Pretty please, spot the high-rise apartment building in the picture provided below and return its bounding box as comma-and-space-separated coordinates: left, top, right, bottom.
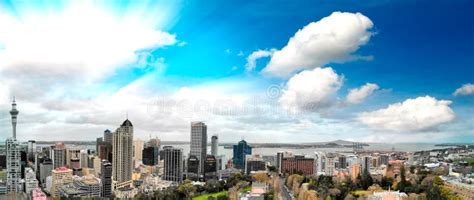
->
163, 146, 183, 183
24, 167, 39, 194
66, 148, 81, 168
233, 140, 252, 170
112, 119, 134, 187
211, 135, 218, 156
51, 167, 73, 197
6, 98, 21, 193
190, 122, 207, 176
362, 156, 371, 173
325, 153, 336, 176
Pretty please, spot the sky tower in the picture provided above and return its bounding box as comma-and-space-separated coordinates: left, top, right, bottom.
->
10, 97, 19, 138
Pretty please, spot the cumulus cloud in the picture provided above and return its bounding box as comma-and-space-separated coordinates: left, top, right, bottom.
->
346, 83, 379, 104
358, 96, 455, 132
262, 12, 374, 77
279, 67, 343, 112
0, 5, 177, 83
453, 83, 474, 96
245, 49, 275, 72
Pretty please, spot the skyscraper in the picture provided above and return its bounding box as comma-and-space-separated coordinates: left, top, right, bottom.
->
163, 146, 183, 183
103, 129, 113, 144
142, 146, 159, 166
52, 143, 67, 169
233, 140, 252, 170
27, 140, 36, 162
325, 153, 336, 176
112, 119, 134, 188
100, 160, 112, 198
190, 121, 207, 177
6, 98, 21, 193
133, 139, 144, 167
211, 135, 218, 157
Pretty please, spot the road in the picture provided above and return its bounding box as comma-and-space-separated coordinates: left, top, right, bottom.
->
280, 177, 294, 200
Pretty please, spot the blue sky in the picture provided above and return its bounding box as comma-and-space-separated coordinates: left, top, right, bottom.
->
0, 0, 472, 143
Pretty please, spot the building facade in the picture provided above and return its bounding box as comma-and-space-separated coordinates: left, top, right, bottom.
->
233, 140, 252, 170
112, 119, 134, 187
163, 146, 183, 183
211, 135, 218, 156
190, 122, 207, 177
100, 160, 112, 198
281, 156, 314, 176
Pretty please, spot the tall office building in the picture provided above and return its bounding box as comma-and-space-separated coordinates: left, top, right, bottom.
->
133, 139, 144, 167
233, 140, 252, 170
39, 158, 53, 187
66, 148, 81, 167
187, 155, 199, 180
362, 156, 371, 173
103, 129, 113, 144
211, 135, 218, 157
27, 140, 36, 162
338, 155, 347, 169
6, 98, 21, 193
276, 152, 284, 174
142, 146, 159, 166
52, 143, 67, 169
112, 119, 134, 187
100, 160, 112, 198
163, 146, 183, 183
190, 122, 207, 176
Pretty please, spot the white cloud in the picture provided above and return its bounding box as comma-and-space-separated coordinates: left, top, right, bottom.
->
262, 12, 374, 77
453, 83, 474, 96
279, 67, 343, 112
245, 49, 275, 72
358, 96, 455, 132
346, 83, 379, 104
0, 4, 177, 83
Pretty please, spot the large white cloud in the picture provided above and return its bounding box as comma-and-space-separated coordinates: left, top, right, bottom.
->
358, 96, 455, 132
346, 83, 379, 104
262, 12, 374, 77
279, 67, 343, 112
453, 83, 474, 96
0, 4, 177, 83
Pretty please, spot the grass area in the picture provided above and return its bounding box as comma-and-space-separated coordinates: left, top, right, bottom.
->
242, 186, 251, 192
352, 190, 372, 196
193, 191, 228, 200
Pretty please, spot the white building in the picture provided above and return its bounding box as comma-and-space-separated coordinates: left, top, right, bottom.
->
24, 167, 39, 194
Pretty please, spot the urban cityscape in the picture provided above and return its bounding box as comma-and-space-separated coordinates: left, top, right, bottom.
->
0, 1, 473, 200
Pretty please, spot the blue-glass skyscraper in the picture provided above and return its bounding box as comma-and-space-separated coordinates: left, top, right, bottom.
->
233, 140, 252, 169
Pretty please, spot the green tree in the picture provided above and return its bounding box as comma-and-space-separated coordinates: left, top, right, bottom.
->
177, 180, 197, 199
205, 179, 222, 193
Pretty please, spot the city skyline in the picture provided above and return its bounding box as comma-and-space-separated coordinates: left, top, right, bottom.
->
0, 0, 473, 143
